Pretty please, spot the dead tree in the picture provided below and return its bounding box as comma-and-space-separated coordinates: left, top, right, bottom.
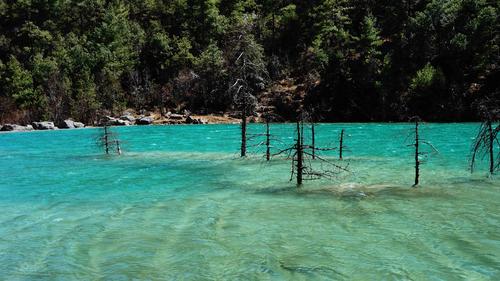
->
246, 115, 283, 160
295, 121, 304, 184
470, 115, 499, 175
413, 120, 420, 186
97, 124, 122, 155
233, 92, 257, 157
241, 101, 247, 157
408, 118, 438, 187
274, 114, 348, 186
311, 123, 316, 160
339, 129, 345, 160
266, 118, 271, 160
469, 89, 500, 175
227, 17, 268, 157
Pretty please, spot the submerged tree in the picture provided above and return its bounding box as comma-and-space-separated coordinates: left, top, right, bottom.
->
339, 129, 346, 160
227, 16, 268, 157
408, 117, 438, 187
246, 114, 284, 160
274, 113, 347, 186
470, 104, 499, 175
97, 123, 122, 155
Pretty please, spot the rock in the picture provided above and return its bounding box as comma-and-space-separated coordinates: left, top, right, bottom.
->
32, 121, 56, 130
1, 124, 33, 132
185, 116, 198, 124
122, 110, 135, 116
185, 116, 208, 124
59, 119, 75, 129
101, 116, 130, 126
163, 120, 183, 125
74, 122, 85, 128
136, 117, 153, 125
103, 116, 115, 122
112, 119, 130, 126
120, 115, 136, 122
169, 114, 184, 120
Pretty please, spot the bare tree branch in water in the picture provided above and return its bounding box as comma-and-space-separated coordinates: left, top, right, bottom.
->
97, 117, 122, 155
274, 112, 348, 186
246, 114, 284, 160
470, 101, 500, 174
227, 17, 268, 157
408, 117, 438, 187
339, 129, 347, 160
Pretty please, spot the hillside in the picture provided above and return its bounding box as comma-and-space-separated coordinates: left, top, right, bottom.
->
0, 0, 498, 125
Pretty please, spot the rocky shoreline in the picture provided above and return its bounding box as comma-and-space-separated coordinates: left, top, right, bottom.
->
0, 112, 242, 132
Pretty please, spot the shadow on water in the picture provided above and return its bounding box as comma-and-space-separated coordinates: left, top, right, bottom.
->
279, 260, 348, 279
253, 182, 458, 201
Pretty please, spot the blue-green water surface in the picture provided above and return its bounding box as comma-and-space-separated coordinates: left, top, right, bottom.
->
0, 123, 499, 280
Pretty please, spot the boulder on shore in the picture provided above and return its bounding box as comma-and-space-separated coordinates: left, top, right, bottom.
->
59, 119, 75, 129
185, 116, 208, 124
120, 115, 136, 122
1, 124, 34, 132
59, 119, 86, 129
136, 117, 153, 125
32, 121, 56, 130
74, 122, 85, 128
102, 116, 130, 126
110, 119, 130, 126
169, 114, 185, 120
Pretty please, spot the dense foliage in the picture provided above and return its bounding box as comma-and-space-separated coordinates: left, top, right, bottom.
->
0, 0, 498, 124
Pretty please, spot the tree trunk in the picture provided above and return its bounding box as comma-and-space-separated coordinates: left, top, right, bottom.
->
116, 140, 122, 155
296, 121, 303, 186
241, 106, 247, 157
339, 129, 344, 160
311, 123, 316, 160
266, 118, 270, 161
414, 121, 420, 187
104, 126, 109, 155
488, 120, 494, 174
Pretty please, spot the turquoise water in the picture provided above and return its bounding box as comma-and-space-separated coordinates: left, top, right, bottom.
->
0, 123, 499, 280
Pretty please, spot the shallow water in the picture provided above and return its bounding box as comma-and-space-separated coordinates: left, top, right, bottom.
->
0, 123, 499, 280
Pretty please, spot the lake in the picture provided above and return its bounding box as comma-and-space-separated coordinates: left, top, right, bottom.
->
0, 123, 499, 280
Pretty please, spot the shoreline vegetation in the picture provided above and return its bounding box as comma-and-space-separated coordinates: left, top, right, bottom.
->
0, 1, 498, 126
0, 113, 495, 133
0, 110, 244, 132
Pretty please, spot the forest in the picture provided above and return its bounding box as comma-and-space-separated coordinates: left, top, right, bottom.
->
0, 0, 499, 124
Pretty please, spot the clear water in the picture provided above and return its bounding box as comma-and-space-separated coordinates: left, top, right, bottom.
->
0, 123, 499, 280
